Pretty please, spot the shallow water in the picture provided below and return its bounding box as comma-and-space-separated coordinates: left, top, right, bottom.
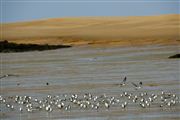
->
0, 45, 180, 120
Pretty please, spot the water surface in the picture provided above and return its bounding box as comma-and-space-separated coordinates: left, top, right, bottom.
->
0, 45, 180, 120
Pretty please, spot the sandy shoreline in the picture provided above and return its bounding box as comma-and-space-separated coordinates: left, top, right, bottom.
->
1, 45, 179, 120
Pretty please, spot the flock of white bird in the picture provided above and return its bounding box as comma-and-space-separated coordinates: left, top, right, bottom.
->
0, 75, 179, 114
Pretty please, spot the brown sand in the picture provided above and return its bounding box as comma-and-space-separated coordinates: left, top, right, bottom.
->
0, 14, 180, 46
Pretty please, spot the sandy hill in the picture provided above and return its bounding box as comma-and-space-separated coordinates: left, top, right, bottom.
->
1, 14, 180, 46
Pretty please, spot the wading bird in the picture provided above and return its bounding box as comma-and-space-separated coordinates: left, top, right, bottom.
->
119, 77, 127, 86
131, 81, 143, 90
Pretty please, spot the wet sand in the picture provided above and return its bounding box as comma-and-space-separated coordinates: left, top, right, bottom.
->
0, 45, 180, 120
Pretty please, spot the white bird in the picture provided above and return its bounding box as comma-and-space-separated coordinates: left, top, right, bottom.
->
121, 102, 128, 108
140, 103, 145, 108
45, 105, 52, 112
19, 107, 23, 112
65, 105, 71, 111
0, 74, 18, 79
104, 102, 110, 109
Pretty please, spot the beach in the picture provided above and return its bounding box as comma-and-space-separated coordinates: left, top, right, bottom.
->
1, 45, 180, 120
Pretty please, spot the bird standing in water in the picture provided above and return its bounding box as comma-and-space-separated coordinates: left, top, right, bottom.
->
119, 77, 127, 86
131, 81, 143, 90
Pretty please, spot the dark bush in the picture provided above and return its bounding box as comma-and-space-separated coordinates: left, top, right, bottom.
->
0, 40, 71, 53
168, 54, 180, 59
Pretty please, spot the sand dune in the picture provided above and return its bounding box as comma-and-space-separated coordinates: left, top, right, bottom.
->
1, 14, 180, 46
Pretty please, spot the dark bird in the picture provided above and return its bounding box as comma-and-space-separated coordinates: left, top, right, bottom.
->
131, 81, 142, 90
119, 77, 127, 86
46, 82, 49, 86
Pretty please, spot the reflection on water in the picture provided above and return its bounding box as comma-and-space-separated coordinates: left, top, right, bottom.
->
0, 45, 180, 120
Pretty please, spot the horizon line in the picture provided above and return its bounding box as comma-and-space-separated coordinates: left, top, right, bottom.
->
1, 0, 180, 3
2, 13, 179, 24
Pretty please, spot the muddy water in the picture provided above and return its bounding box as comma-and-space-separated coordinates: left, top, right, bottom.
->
0, 45, 180, 120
